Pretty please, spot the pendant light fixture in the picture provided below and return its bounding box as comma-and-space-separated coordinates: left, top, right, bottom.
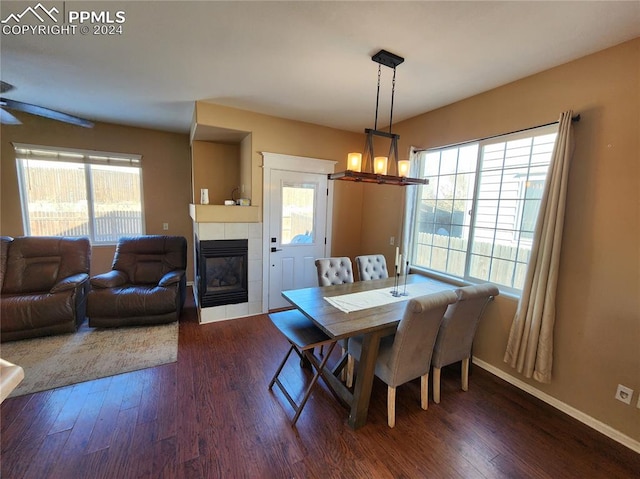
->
329, 49, 428, 186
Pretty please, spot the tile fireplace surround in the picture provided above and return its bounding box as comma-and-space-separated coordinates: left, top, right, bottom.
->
192, 221, 263, 324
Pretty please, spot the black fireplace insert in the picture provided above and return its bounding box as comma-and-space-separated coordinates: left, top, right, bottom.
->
196, 238, 248, 308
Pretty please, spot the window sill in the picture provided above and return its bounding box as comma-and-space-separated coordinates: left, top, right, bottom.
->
409, 266, 520, 301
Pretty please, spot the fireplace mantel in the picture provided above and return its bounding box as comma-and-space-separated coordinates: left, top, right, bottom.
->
189, 204, 261, 223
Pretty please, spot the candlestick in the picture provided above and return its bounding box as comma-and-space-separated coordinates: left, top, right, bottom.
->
391, 264, 400, 297
401, 260, 409, 296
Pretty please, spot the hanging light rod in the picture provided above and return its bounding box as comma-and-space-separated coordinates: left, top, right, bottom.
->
329, 49, 428, 186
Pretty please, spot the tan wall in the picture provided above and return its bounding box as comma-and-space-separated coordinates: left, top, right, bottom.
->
191, 141, 240, 205
0, 115, 193, 279
193, 103, 365, 259
384, 38, 639, 441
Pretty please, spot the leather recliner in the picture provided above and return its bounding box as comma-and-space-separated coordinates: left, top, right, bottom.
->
0, 236, 91, 342
87, 235, 187, 328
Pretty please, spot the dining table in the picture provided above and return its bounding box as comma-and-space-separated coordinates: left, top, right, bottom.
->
281, 273, 456, 429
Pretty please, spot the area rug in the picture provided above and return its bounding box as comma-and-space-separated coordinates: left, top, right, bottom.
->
0, 320, 179, 398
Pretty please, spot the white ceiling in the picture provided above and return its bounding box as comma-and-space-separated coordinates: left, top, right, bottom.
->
1, 1, 639, 135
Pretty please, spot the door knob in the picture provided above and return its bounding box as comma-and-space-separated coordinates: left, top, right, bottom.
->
271, 247, 282, 252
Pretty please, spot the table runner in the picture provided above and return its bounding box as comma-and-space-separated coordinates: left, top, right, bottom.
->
324, 280, 453, 313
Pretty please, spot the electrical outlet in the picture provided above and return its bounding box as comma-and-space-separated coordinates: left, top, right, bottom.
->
162, 222, 169, 231
390, 236, 395, 246
615, 384, 633, 405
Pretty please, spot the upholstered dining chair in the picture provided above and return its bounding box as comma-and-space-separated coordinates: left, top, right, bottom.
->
431, 283, 499, 404
314, 257, 354, 286
347, 291, 458, 427
314, 257, 355, 383
355, 254, 389, 281
268, 309, 338, 426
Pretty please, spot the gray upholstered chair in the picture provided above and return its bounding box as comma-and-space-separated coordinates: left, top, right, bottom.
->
314, 257, 354, 382
431, 283, 499, 403
314, 257, 354, 286
355, 254, 389, 281
347, 291, 458, 427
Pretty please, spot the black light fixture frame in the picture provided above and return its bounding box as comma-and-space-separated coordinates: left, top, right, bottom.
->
329, 50, 427, 186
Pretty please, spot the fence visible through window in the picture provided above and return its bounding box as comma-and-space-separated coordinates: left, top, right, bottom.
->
409, 125, 557, 293
14, 144, 144, 244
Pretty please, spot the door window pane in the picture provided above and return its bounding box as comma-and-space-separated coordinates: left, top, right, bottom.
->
281, 183, 315, 245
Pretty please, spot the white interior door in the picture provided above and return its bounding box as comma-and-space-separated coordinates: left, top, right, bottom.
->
268, 169, 329, 309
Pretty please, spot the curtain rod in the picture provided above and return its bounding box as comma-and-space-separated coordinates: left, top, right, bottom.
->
413, 114, 580, 153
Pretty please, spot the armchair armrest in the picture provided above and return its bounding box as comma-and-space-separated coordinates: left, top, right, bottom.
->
159, 270, 185, 287
90, 270, 128, 289
50, 273, 89, 293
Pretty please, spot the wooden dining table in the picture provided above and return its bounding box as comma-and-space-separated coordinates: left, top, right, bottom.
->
281, 273, 456, 429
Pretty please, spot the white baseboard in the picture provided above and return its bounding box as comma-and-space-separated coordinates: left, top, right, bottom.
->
472, 358, 640, 454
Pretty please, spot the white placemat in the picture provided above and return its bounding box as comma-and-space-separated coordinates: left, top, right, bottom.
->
324, 281, 452, 313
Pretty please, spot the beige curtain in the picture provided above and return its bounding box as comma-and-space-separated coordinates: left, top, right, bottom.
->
504, 110, 575, 383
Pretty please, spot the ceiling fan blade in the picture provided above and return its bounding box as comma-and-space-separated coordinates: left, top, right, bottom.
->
0, 107, 22, 125
0, 81, 15, 94
0, 97, 94, 128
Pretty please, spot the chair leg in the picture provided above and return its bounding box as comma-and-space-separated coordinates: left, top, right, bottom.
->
340, 346, 346, 381
461, 357, 470, 391
433, 367, 441, 404
346, 354, 354, 388
290, 342, 337, 426
269, 345, 296, 390
421, 373, 429, 410
387, 386, 396, 428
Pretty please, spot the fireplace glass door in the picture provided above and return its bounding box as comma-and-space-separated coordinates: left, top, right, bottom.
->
197, 239, 248, 307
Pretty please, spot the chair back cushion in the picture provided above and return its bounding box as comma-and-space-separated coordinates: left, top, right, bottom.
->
113, 235, 187, 284
380, 290, 458, 387
355, 254, 389, 281
431, 283, 499, 368
315, 257, 354, 286
2, 236, 90, 294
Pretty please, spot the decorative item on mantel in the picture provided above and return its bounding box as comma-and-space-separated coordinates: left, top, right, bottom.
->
329, 49, 428, 187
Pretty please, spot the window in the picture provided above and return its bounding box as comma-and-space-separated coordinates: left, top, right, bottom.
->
408, 125, 557, 294
15, 143, 144, 244
281, 182, 316, 245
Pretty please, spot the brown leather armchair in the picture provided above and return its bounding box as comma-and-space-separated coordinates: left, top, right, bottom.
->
1, 236, 91, 342
87, 235, 187, 328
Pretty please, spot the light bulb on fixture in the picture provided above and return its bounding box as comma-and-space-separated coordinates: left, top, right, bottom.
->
374, 156, 388, 175
347, 152, 362, 172
398, 160, 410, 177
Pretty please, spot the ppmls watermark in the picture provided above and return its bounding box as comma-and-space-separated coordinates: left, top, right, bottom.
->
1, 2, 126, 37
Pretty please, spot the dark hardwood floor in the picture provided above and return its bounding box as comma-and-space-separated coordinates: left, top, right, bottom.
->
2, 291, 638, 478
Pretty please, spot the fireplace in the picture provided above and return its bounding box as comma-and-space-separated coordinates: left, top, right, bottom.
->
196, 238, 248, 308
